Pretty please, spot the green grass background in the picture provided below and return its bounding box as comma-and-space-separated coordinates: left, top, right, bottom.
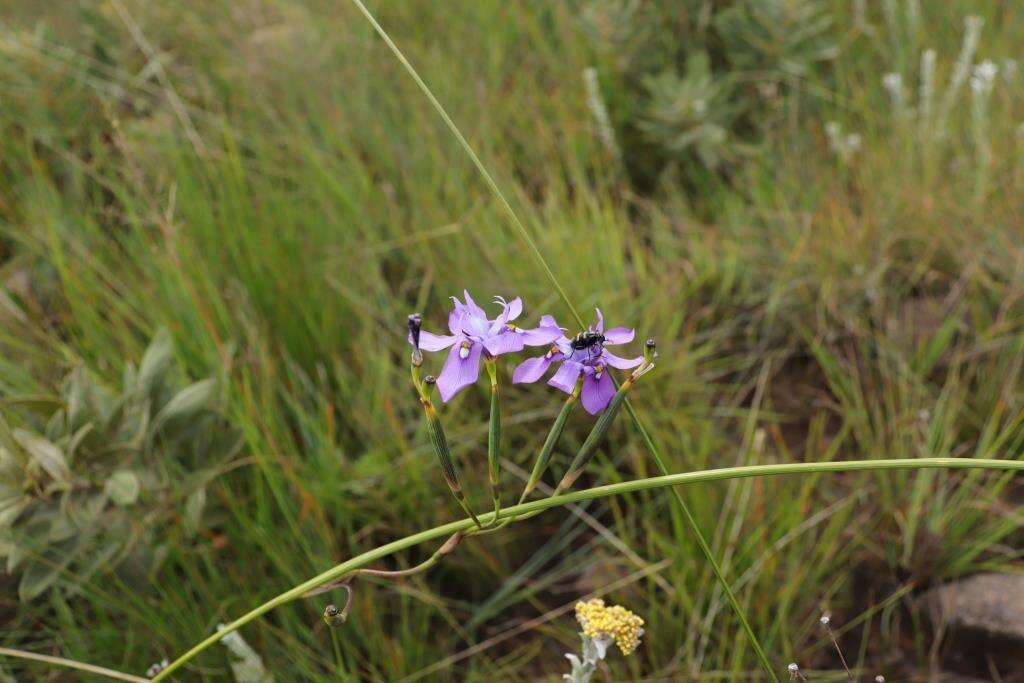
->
1, 0, 1023, 680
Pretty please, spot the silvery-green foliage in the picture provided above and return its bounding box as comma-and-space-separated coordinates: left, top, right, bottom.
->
0, 329, 240, 601
220, 624, 275, 683
580, 0, 837, 185
714, 0, 837, 80
638, 54, 734, 170
563, 633, 612, 683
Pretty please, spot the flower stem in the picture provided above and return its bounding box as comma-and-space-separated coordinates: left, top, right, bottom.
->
484, 357, 501, 523
519, 383, 579, 504
152, 457, 1024, 681
554, 376, 634, 495
0, 648, 146, 683
419, 383, 481, 528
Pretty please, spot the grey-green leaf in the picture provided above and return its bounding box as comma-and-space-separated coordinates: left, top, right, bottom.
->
13, 430, 71, 486
137, 328, 174, 397
184, 486, 206, 534
154, 379, 216, 429
104, 470, 141, 506
19, 560, 63, 602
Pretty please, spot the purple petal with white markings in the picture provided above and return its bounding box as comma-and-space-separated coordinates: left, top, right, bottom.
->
436, 343, 483, 402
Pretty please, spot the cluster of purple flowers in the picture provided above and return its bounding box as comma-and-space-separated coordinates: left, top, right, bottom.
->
410, 291, 642, 414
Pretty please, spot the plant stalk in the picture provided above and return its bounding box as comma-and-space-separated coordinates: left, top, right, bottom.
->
152, 457, 1024, 681
485, 357, 501, 522
519, 382, 580, 504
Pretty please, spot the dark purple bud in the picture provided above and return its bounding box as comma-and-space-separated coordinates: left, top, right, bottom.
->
645, 338, 656, 349
408, 313, 422, 349
424, 375, 437, 385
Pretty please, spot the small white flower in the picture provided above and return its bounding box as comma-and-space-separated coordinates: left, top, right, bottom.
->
971, 60, 998, 95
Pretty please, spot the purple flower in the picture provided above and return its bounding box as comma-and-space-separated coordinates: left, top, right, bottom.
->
512, 309, 642, 414
411, 291, 563, 402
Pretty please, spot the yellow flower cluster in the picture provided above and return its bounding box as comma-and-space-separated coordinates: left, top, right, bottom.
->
574, 599, 644, 655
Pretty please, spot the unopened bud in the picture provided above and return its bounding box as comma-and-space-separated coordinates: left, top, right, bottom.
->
323, 603, 346, 626
820, 614, 830, 626
788, 663, 799, 673
875, 677, 885, 683
424, 375, 436, 385
643, 338, 657, 365
408, 314, 422, 348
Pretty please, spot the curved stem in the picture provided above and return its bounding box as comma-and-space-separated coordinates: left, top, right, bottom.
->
153, 457, 1023, 681
0, 647, 147, 683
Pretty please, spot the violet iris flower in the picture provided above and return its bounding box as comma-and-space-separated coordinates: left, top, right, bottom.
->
412, 291, 563, 402
512, 309, 642, 414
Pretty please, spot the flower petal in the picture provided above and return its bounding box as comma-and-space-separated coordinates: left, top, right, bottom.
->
415, 331, 458, 352
512, 355, 554, 384
580, 371, 616, 414
602, 326, 634, 345
603, 350, 643, 369
483, 331, 525, 357
448, 307, 464, 335
436, 343, 482, 402
593, 308, 604, 333
548, 361, 582, 394
539, 314, 562, 330
503, 297, 523, 322
462, 290, 486, 318
519, 325, 564, 346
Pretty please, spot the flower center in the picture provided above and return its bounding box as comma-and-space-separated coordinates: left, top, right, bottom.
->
458, 341, 472, 359
594, 364, 605, 379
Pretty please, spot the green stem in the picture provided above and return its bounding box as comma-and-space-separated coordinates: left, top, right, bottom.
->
0, 647, 146, 683
153, 457, 1024, 681
485, 358, 501, 522
330, 628, 343, 678
519, 381, 580, 504
555, 377, 633, 495
422, 397, 481, 527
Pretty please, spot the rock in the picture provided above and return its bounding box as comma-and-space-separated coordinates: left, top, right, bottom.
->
920, 572, 1024, 642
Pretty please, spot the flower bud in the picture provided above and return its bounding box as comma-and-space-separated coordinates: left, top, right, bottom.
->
408, 314, 422, 348
408, 314, 424, 367
323, 603, 344, 626
643, 338, 657, 365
